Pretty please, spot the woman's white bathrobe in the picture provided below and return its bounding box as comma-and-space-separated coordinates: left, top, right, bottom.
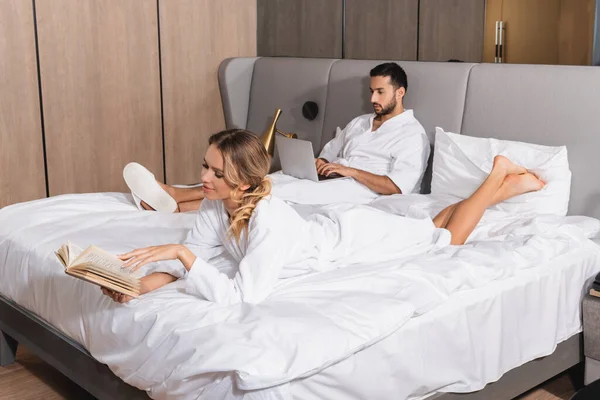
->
184, 196, 450, 305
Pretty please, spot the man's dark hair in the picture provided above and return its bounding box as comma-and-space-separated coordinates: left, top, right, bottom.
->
369, 62, 408, 92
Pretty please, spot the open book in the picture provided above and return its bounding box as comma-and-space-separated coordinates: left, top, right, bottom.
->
55, 241, 141, 298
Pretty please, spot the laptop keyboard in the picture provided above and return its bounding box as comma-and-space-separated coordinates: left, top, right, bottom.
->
317, 173, 343, 181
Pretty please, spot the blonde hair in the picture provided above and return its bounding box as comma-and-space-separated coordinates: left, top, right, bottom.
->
208, 129, 272, 242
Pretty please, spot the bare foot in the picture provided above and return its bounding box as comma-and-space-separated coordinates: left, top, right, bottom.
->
140, 200, 155, 211
502, 172, 545, 198
493, 155, 527, 176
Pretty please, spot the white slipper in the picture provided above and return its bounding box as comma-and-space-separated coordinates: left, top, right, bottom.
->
123, 163, 177, 213
131, 192, 143, 210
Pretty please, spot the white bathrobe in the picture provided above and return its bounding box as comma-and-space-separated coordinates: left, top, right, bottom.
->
184, 196, 450, 305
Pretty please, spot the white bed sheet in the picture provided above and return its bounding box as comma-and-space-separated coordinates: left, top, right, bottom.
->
202, 194, 600, 399
287, 238, 600, 400
1, 192, 599, 400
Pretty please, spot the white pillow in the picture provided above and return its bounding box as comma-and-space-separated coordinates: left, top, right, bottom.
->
431, 127, 571, 215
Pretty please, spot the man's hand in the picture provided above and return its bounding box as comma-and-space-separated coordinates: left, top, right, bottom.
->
315, 158, 328, 171
318, 162, 356, 178
318, 162, 401, 195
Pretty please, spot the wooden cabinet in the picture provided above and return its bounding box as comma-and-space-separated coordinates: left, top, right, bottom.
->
257, 0, 343, 58
258, 0, 596, 64
258, 0, 486, 62
557, 0, 596, 65
0, 0, 46, 207
485, 0, 562, 64
160, 0, 257, 184
484, 0, 595, 65
418, 0, 485, 62
36, 0, 164, 195
344, 0, 419, 60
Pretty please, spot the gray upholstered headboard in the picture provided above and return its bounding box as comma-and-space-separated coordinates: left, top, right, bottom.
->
244, 57, 336, 154
218, 57, 260, 130
218, 57, 473, 151
461, 63, 600, 218
219, 57, 600, 219
320, 60, 475, 148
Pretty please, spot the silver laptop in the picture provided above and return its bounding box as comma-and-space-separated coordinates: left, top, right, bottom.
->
276, 136, 346, 182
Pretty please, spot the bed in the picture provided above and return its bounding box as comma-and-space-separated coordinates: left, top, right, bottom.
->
1, 190, 599, 400
4, 59, 600, 399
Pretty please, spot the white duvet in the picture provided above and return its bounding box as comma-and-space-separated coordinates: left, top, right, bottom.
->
268, 171, 379, 205
0, 193, 599, 399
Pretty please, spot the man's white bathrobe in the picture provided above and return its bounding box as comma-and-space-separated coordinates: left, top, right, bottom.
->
270, 109, 430, 205
184, 195, 450, 304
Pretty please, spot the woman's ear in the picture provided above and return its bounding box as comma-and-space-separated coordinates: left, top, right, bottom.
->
239, 183, 251, 192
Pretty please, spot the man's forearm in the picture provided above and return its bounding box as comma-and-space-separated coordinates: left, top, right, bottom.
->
350, 168, 401, 195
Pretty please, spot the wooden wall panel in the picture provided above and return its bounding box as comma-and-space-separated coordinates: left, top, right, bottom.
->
257, 0, 342, 58
344, 0, 418, 60
501, 0, 561, 64
160, 0, 257, 184
485, 0, 594, 65
558, 0, 596, 65
36, 0, 163, 195
0, 0, 46, 207
418, 0, 485, 62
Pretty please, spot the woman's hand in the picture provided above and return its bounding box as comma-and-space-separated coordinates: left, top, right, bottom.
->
101, 287, 134, 303
100, 244, 198, 304
118, 244, 195, 272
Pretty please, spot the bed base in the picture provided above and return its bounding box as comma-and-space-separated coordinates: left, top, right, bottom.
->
0, 294, 149, 400
0, 293, 584, 400
430, 333, 583, 399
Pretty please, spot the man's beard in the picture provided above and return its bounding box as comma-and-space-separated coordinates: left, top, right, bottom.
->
373, 97, 397, 116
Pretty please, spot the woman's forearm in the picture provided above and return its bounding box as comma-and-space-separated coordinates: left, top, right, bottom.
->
140, 272, 178, 294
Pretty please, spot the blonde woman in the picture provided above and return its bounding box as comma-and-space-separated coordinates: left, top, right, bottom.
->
103, 129, 544, 305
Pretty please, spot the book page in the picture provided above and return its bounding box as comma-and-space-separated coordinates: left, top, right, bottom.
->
60, 243, 141, 296
80, 264, 140, 286
71, 245, 140, 281
55, 248, 68, 268
56, 241, 85, 268
66, 241, 84, 265
72, 245, 125, 273
61, 242, 141, 297
66, 270, 140, 297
